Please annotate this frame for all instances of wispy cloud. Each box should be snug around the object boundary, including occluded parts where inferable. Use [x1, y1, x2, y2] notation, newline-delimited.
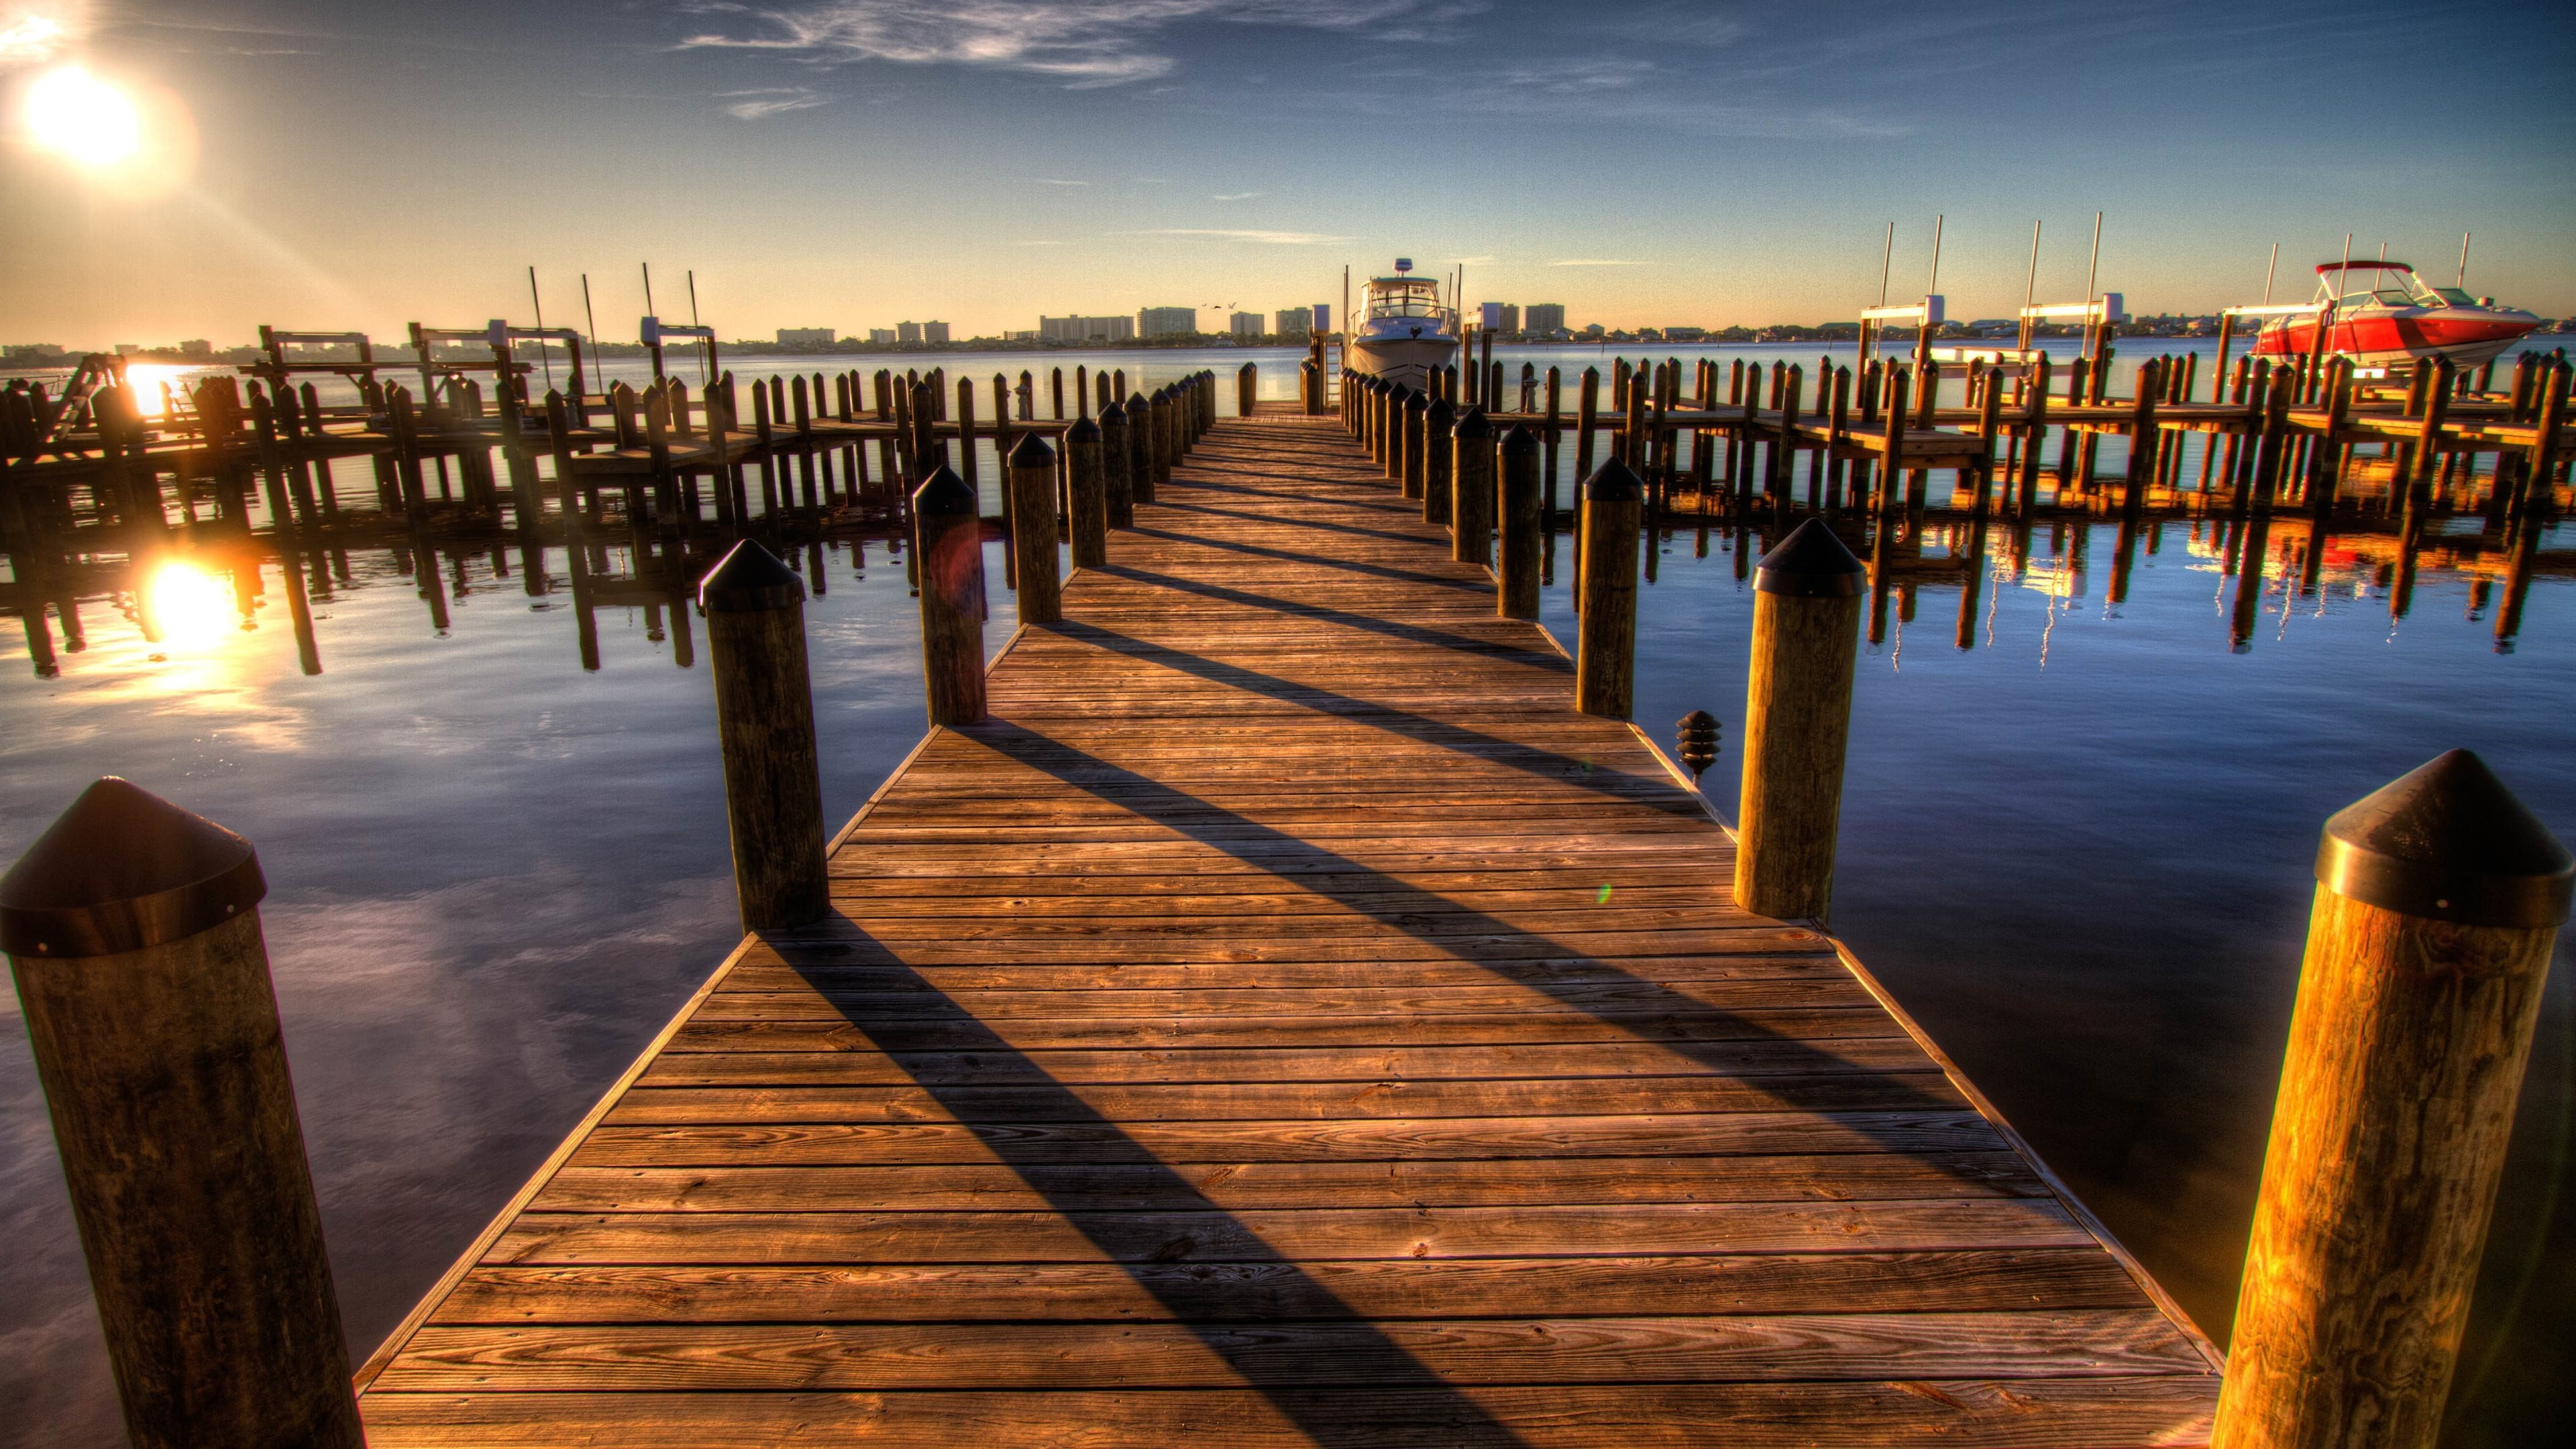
[1548, 258, 1644, 267]
[1126, 227, 1354, 246]
[1211, 191, 1263, 201]
[0, 2, 81, 64]
[1014, 239, 1069, 246]
[719, 86, 827, 118]
[1034, 177, 1091, 186]
[677, 1, 1482, 88]
[1451, 254, 1497, 264]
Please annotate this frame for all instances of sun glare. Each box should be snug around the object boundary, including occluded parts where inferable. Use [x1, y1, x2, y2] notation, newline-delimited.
[25, 64, 138, 166]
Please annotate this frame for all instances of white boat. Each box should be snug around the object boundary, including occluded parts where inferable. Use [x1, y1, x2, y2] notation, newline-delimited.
[1344, 259, 1458, 390]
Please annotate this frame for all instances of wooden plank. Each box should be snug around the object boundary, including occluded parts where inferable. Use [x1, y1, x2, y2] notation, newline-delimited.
[425, 1249, 2154, 1324]
[376, 1309, 2206, 1391]
[527, 1152, 2045, 1212]
[358, 1379, 2218, 1448]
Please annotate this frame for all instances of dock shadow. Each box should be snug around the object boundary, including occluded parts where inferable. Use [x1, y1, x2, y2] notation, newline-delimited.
[778, 938, 1532, 1446]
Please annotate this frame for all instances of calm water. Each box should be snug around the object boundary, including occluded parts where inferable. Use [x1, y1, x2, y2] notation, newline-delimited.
[2, 344, 2568, 1444]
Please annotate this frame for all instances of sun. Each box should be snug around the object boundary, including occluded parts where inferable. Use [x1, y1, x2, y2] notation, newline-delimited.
[25, 64, 140, 167]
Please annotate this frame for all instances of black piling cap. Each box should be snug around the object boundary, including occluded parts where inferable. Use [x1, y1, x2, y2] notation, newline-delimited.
[1010, 431, 1058, 470]
[1405, 390, 1429, 413]
[1428, 397, 1454, 426]
[1582, 457, 1644, 504]
[1455, 407, 1493, 440]
[2316, 749, 2572, 928]
[1066, 416, 1102, 444]
[0, 777, 266, 959]
[1129, 392, 1149, 412]
[698, 537, 806, 615]
[912, 463, 978, 517]
[1676, 710, 1723, 780]
[1754, 517, 1867, 598]
[1100, 400, 1126, 425]
[1500, 422, 1538, 457]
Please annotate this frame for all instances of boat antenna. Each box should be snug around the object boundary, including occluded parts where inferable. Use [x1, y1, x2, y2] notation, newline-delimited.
[1925, 213, 1943, 299]
[688, 270, 710, 384]
[580, 273, 602, 388]
[2019, 219, 2041, 354]
[2261, 243, 2278, 305]
[1876, 221, 1894, 307]
[527, 266, 553, 392]
[642, 262, 655, 317]
[2458, 231, 2471, 288]
[2081, 211, 2104, 360]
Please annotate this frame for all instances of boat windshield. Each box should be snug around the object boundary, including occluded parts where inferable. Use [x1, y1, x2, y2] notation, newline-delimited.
[1366, 280, 1446, 321]
[2318, 266, 2456, 310]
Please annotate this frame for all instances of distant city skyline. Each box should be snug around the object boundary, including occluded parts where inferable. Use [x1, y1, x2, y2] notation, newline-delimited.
[2, 0, 2569, 351]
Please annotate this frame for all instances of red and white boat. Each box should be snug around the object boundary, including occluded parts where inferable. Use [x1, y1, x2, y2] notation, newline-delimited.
[2251, 260, 2539, 370]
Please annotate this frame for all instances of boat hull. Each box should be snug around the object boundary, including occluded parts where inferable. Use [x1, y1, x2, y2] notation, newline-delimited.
[1345, 333, 1458, 390]
[2253, 306, 2540, 370]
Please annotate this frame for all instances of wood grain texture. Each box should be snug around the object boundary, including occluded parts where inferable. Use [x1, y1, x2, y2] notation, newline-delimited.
[2212, 887, 2557, 1449]
[356, 415, 2217, 1444]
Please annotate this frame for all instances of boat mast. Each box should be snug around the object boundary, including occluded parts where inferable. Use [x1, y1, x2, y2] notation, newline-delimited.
[2018, 220, 2041, 355]
[2458, 231, 2471, 288]
[2081, 211, 2102, 361]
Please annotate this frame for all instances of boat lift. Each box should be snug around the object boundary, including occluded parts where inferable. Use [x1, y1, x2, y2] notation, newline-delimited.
[1857, 295, 1942, 372]
[406, 321, 591, 411]
[641, 315, 718, 383]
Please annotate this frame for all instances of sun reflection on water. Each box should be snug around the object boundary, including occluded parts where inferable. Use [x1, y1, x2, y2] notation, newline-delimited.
[138, 557, 244, 649]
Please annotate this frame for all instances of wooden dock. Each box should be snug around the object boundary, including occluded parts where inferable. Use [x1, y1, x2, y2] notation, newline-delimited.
[350, 408, 2220, 1445]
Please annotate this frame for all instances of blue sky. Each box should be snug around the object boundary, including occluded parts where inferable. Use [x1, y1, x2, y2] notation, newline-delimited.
[3, 0, 2570, 345]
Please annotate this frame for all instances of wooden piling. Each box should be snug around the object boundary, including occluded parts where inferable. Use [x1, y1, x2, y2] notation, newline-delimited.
[1453, 407, 1494, 567]
[911, 464, 986, 727]
[1403, 388, 1429, 501]
[0, 779, 364, 1449]
[698, 541, 829, 932]
[1007, 432, 1064, 625]
[1424, 397, 1454, 524]
[1126, 392, 1155, 505]
[1238, 362, 1256, 417]
[1498, 423, 1541, 619]
[2212, 750, 2571, 1449]
[1575, 459, 1643, 718]
[1064, 417, 1107, 567]
[1148, 388, 1175, 496]
[1732, 518, 1866, 923]
[1099, 400, 1134, 528]
[1575, 368, 1601, 484]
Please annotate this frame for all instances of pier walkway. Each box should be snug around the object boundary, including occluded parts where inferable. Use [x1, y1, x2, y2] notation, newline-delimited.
[352, 412, 2222, 1446]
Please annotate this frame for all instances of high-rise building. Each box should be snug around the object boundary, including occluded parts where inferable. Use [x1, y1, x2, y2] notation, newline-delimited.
[1274, 309, 1310, 337]
[1039, 315, 1137, 342]
[1475, 303, 1523, 335]
[896, 321, 923, 343]
[868, 329, 898, 344]
[777, 327, 835, 345]
[1138, 307, 1197, 337]
[1524, 304, 1566, 335]
[1230, 312, 1265, 337]
[922, 321, 951, 343]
